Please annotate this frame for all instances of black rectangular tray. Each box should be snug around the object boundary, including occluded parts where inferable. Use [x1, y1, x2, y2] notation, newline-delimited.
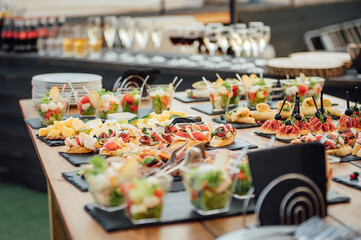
[332, 174, 361, 191]
[206, 138, 258, 151]
[58, 152, 98, 166]
[36, 134, 65, 147]
[254, 131, 292, 144]
[84, 191, 256, 232]
[25, 114, 91, 130]
[213, 117, 262, 129]
[62, 170, 185, 192]
[175, 94, 209, 103]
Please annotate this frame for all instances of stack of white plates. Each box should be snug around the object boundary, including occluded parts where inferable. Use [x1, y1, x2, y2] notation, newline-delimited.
[32, 73, 103, 106]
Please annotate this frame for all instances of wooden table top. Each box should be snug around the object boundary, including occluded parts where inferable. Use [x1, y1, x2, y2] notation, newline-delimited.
[20, 93, 361, 239]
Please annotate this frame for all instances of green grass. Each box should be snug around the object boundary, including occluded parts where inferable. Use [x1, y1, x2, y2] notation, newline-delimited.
[0, 182, 50, 240]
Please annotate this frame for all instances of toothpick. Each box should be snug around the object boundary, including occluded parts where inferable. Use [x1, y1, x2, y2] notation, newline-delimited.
[172, 76, 178, 85]
[174, 79, 183, 92]
[202, 77, 212, 91]
[235, 73, 242, 82]
[61, 84, 66, 94]
[216, 73, 222, 79]
[82, 86, 89, 94]
[138, 75, 150, 117]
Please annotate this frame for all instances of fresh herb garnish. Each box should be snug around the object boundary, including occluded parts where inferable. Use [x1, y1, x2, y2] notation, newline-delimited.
[143, 157, 157, 165]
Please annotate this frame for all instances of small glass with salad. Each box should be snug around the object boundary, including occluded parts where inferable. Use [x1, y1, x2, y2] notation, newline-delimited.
[245, 79, 273, 109]
[281, 79, 309, 104]
[209, 78, 232, 112]
[89, 89, 120, 119]
[233, 159, 253, 199]
[303, 77, 325, 102]
[149, 84, 173, 114]
[117, 88, 141, 114]
[225, 78, 244, 106]
[123, 174, 172, 223]
[36, 86, 70, 125]
[75, 91, 96, 117]
[181, 162, 239, 215]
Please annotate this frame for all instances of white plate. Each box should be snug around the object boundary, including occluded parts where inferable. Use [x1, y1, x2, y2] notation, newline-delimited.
[32, 73, 102, 83]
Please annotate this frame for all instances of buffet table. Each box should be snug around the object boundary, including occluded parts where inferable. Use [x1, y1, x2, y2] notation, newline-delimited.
[20, 93, 361, 240]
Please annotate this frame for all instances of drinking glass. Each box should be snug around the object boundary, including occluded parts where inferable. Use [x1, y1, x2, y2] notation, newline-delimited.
[217, 26, 232, 55]
[150, 21, 166, 62]
[37, 91, 71, 125]
[209, 82, 232, 112]
[259, 25, 271, 57]
[103, 16, 117, 59]
[60, 25, 74, 57]
[233, 159, 253, 199]
[203, 28, 220, 56]
[281, 79, 310, 104]
[242, 29, 253, 57]
[118, 17, 134, 51]
[149, 84, 173, 114]
[181, 163, 239, 215]
[73, 25, 88, 59]
[246, 83, 273, 109]
[134, 18, 150, 62]
[87, 17, 103, 59]
[117, 88, 141, 114]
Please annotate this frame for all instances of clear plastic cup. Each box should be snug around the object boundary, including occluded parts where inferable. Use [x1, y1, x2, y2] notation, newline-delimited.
[233, 160, 253, 199]
[149, 84, 173, 114]
[181, 163, 239, 215]
[75, 91, 96, 117]
[123, 175, 172, 224]
[281, 80, 309, 104]
[37, 91, 70, 125]
[209, 84, 231, 112]
[303, 77, 325, 102]
[225, 78, 242, 106]
[117, 88, 141, 114]
[95, 92, 120, 119]
[245, 83, 273, 109]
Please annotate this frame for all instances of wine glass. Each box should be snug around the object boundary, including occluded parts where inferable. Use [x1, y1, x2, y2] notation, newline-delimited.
[242, 29, 253, 57]
[203, 27, 219, 56]
[87, 17, 102, 59]
[118, 16, 134, 61]
[260, 25, 271, 57]
[150, 21, 165, 62]
[217, 26, 232, 55]
[103, 16, 117, 60]
[134, 18, 150, 62]
[167, 25, 183, 53]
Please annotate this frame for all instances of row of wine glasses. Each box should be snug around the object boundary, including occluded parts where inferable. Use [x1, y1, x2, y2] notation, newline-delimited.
[167, 22, 271, 58]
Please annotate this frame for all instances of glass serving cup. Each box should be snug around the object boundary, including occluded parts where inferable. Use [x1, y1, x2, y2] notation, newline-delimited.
[85, 167, 126, 210]
[233, 161, 253, 199]
[181, 163, 239, 215]
[75, 91, 96, 117]
[123, 175, 172, 224]
[225, 78, 242, 106]
[95, 92, 120, 119]
[117, 88, 141, 114]
[302, 77, 325, 102]
[37, 93, 70, 125]
[209, 84, 231, 112]
[149, 85, 173, 114]
[281, 79, 310, 104]
[246, 83, 272, 109]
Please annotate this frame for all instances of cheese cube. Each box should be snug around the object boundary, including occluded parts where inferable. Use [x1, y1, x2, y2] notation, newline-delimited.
[48, 130, 61, 137]
[39, 127, 49, 137]
[53, 121, 65, 131]
[62, 126, 75, 138]
[72, 119, 85, 131]
[64, 117, 74, 128]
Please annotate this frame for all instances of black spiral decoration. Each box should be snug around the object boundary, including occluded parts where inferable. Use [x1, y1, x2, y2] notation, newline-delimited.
[255, 173, 326, 226]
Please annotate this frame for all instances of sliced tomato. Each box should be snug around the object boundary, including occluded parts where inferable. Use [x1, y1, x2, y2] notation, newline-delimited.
[298, 84, 307, 96]
[316, 86, 322, 94]
[54, 108, 60, 115]
[198, 125, 209, 131]
[238, 170, 247, 180]
[161, 96, 169, 108]
[80, 95, 90, 104]
[43, 110, 53, 120]
[130, 105, 138, 113]
[192, 131, 205, 141]
[263, 89, 268, 97]
[210, 94, 215, 102]
[154, 189, 164, 199]
[104, 141, 118, 151]
[175, 131, 189, 138]
[248, 92, 256, 101]
[125, 94, 134, 105]
[191, 189, 198, 200]
[75, 135, 81, 146]
[232, 85, 239, 96]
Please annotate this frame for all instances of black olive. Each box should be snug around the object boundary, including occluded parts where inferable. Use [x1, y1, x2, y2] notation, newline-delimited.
[315, 111, 320, 118]
[345, 108, 353, 116]
[353, 106, 359, 112]
[275, 113, 281, 120]
[295, 113, 302, 121]
[285, 120, 292, 125]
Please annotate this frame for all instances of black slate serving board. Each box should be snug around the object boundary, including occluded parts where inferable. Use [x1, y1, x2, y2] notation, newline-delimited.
[175, 94, 209, 103]
[36, 134, 65, 146]
[191, 104, 228, 115]
[327, 190, 350, 204]
[62, 170, 185, 192]
[254, 131, 292, 144]
[339, 154, 361, 163]
[84, 191, 256, 232]
[25, 114, 91, 130]
[206, 138, 258, 151]
[212, 117, 262, 129]
[332, 174, 361, 191]
[58, 152, 98, 166]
